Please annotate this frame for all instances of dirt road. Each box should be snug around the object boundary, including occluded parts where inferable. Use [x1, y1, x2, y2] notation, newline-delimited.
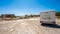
[0, 17, 60, 34]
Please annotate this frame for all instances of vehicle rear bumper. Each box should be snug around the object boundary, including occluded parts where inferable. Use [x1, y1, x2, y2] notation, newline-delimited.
[40, 21, 56, 24]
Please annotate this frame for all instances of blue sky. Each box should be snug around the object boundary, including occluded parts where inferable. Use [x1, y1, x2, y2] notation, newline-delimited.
[0, 0, 60, 16]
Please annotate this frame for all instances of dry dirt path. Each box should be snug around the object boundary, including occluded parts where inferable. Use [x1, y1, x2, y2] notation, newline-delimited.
[0, 17, 60, 34]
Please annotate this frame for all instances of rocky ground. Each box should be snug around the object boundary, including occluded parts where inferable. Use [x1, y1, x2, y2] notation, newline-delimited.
[0, 17, 60, 34]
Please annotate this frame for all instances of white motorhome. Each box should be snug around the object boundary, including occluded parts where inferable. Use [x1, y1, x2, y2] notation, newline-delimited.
[40, 11, 56, 24]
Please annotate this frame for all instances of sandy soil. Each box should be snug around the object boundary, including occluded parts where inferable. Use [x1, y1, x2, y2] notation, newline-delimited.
[0, 17, 60, 34]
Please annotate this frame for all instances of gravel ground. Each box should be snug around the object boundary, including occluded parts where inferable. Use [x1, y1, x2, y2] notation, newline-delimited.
[0, 17, 60, 34]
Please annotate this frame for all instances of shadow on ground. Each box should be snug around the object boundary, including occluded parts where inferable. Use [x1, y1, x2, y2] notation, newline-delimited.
[41, 23, 60, 29]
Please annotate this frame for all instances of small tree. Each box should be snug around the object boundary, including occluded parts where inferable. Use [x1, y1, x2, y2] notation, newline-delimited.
[30, 14, 33, 18]
[24, 15, 29, 19]
[56, 12, 60, 16]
